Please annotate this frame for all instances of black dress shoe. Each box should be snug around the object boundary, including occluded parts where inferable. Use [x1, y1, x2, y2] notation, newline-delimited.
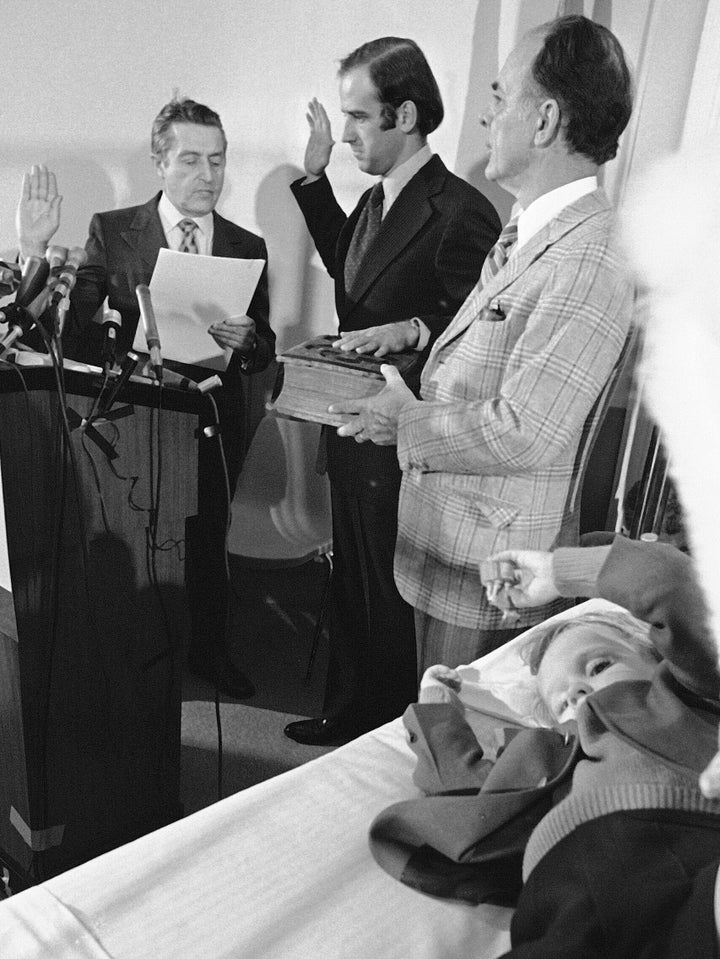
[187, 653, 255, 700]
[283, 715, 374, 747]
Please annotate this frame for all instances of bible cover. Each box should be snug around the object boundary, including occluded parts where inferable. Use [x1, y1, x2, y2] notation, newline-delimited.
[268, 334, 419, 427]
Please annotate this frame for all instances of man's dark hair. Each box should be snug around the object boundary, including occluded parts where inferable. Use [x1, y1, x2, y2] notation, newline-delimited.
[530, 15, 632, 165]
[339, 37, 444, 137]
[151, 98, 227, 158]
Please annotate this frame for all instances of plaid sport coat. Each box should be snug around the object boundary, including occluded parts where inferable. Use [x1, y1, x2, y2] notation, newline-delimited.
[394, 189, 634, 629]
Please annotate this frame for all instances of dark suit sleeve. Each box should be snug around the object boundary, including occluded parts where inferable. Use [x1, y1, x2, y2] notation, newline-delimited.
[416, 193, 500, 338]
[404, 703, 494, 794]
[241, 238, 274, 374]
[290, 173, 348, 278]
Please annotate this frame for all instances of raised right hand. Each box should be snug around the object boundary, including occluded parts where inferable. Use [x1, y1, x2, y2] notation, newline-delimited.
[16, 164, 62, 259]
[303, 98, 335, 177]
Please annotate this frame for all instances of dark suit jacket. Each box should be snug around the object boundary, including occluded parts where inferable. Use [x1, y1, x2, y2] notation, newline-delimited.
[64, 192, 274, 379]
[291, 156, 500, 493]
[64, 192, 275, 494]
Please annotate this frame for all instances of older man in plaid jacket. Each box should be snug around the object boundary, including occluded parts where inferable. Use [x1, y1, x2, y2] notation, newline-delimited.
[332, 15, 635, 672]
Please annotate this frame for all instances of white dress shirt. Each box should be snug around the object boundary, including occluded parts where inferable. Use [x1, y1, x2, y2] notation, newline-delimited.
[379, 143, 433, 218]
[157, 193, 214, 255]
[515, 176, 598, 251]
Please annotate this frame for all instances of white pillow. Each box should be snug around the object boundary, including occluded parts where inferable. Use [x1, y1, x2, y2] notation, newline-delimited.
[419, 599, 629, 742]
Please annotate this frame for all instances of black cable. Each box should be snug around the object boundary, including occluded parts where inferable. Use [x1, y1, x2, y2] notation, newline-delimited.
[144, 394, 176, 647]
[202, 391, 232, 803]
[23, 328, 174, 877]
[3, 332, 85, 881]
[80, 431, 112, 534]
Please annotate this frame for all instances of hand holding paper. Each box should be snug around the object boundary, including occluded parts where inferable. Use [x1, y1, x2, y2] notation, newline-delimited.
[133, 249, 264, 370]
[209, 314, 255, 354]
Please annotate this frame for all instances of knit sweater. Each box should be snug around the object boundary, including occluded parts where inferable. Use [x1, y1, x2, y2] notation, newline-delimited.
[370, 536, 720, 906]
[523, 537, 720, 879]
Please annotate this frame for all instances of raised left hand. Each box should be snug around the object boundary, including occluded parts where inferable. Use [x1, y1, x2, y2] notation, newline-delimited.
[16, 164, 63, 258]
[209, 314, 256, 354]
[331, 364, 416, 445]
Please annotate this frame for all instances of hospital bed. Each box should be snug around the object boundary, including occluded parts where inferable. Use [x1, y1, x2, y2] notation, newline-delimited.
[0, 600, 622, 959]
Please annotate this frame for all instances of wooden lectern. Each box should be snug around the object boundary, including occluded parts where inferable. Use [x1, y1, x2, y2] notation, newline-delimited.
[0, 364, 201, 889]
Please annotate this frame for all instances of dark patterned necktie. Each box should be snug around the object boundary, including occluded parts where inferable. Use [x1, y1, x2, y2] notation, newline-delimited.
[480, 215, 519, 286]
[179, 218, 199, 254]
[344, 182, 384, 290]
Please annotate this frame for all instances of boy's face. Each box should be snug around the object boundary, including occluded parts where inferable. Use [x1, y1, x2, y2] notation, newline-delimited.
[536, 623, 657, 724]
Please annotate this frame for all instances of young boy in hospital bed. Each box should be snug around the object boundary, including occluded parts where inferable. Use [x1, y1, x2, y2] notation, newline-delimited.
[370, 535, 720, 958]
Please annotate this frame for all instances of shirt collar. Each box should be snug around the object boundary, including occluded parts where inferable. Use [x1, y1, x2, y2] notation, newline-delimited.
[379, 144, 432, 216]
[158, 192, 214, 241]
[516, 176, 598, 250]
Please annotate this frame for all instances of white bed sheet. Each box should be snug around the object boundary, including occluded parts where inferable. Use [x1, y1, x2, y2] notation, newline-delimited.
[0, 720, 513, 959]
[1, 600, 628, 958]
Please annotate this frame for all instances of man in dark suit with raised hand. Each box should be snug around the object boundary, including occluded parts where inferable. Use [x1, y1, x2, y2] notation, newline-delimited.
[285, 37, 500, 745]
[19, 99, 275, 700]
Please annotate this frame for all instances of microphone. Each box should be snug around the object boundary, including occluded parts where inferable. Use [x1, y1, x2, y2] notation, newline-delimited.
[135, 283, 162, 381]
[98, 350, 139, 414]
[0, 305, 37, 355]
[0, 256, 53, 351]
[15, 255, 51, 309]
[138, 360, 199, 391]
[46, 244, 68, 273]
[101, 306, 122, 372]
[49, 246, 87, 307]
[0, 261, 21, 297]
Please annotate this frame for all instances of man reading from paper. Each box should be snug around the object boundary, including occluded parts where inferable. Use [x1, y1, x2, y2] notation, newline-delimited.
[18, 99, 275, 701]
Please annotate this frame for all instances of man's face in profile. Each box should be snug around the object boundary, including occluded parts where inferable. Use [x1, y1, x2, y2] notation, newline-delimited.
[481, 33, 543, 194]
[339, 65, 406, 177]
[155, 122, 226, 217]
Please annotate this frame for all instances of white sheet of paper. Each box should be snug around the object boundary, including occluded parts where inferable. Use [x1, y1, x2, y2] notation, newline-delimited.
[133, 249, 264, 371]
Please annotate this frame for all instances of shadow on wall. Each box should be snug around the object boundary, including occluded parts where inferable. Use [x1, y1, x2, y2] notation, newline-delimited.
[227, 161, 335, 561]
[255, 162, 336, 353]
[122, 142, 167, 209]
[233, 158, 335, 456]
[455, 0, 507, 222]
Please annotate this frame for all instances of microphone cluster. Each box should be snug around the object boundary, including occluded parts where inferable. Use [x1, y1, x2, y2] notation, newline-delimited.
[0, 257, 204, 399]
[0, 261, 21, 296]
[0, 245, 88, 355]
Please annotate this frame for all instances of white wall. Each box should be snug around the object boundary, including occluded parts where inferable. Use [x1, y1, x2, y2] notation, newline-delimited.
[0, 0, 713, 576]
[1, 0, 480, 351]
[1, 0, 705, 343]
[0, 0, 481, 572]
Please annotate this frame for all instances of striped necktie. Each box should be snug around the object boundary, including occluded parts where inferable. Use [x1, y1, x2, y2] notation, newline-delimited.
[480, 216, 519, 286]
[179, 218, 199, 254]
[344, 182, 384, 291]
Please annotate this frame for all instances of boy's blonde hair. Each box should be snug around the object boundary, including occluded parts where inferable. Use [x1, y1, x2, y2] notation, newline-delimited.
[520, 609, 660, 725]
